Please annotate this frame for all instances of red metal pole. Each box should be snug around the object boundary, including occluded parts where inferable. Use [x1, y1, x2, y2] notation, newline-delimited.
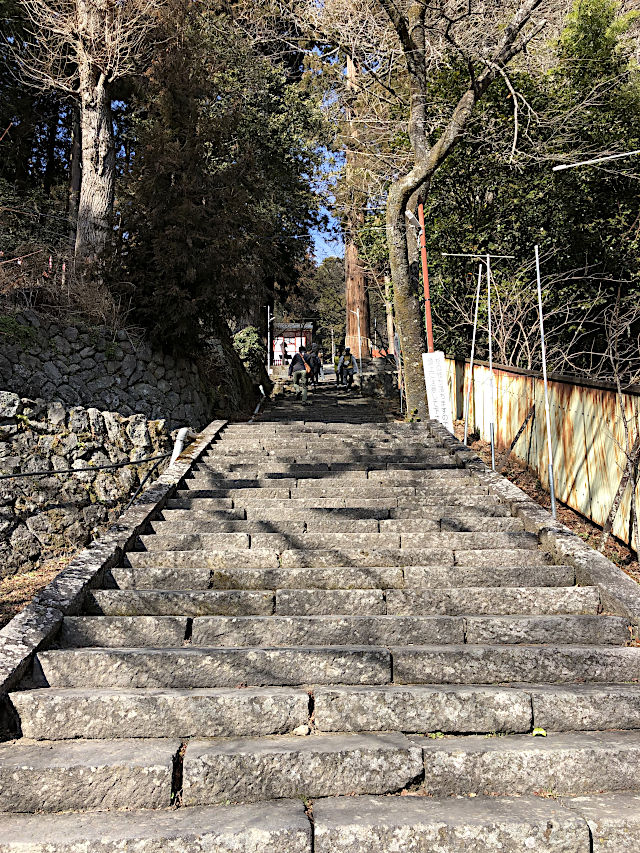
[418, 203, 434, 353]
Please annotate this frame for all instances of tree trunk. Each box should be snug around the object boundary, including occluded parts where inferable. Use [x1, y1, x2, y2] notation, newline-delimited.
[344, 56, 370, 359]
[68, 105, 82, 249]
[74, 71, 115, 261]
[345, 239, 371, 359]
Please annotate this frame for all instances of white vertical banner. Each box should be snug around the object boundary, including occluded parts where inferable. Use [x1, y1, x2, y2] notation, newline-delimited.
[422, 350, 454, 433]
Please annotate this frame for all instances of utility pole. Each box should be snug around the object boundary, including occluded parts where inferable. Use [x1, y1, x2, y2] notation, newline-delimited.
[331, 327, 335, 363]
[266, 306, 273, 374]
[406, 208, 433, 352]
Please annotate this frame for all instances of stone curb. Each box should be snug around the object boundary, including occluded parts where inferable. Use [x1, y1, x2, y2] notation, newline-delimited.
[0, 419, 227, 719]
[427, 420, 640, 627]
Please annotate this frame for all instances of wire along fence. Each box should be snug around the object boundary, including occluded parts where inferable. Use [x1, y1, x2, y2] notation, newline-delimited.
[446, 357, 640, 550]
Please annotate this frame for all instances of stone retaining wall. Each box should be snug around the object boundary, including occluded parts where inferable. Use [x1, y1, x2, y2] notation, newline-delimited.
[0, 391, 172, 578]
[0, 311, 210, 427]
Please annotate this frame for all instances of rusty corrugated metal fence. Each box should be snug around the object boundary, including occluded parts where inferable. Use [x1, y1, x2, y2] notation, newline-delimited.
[446, 357, 640, 549]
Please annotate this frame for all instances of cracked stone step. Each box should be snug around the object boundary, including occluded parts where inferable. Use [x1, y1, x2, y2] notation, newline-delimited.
[36, 646, 391, 688]
[390, 504, 511, 517]
[182, 732, 422, 805]
[0, 799, 312, 853]
[190, 615, 464, 647]
[392, 645, 640, 684]
[404, 564, 574, 587]
[529, 684, 640, 731]
[560, 792, 640, 851]
[313, 685, 532, 733]
[387, 585, 600, 615]
[0, 738, 178, 813]
[418, 731, 640, 796]
[464, 615, 631, 645]
[168, 495, 505, 511]
[275, 589, 386, 615]
[150, 519, 378, 534]
[109, 565, 405, 590]
[312, 794, 590, 852]
[86, 589, 275, 616]
[10, 687, 310, 740]
[59, 616, 188, 647]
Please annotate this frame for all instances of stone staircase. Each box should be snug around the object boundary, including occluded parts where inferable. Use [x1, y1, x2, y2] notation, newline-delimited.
[2, 388, 640, 850]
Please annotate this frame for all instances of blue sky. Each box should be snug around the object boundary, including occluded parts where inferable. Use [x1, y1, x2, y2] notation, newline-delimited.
[312, 225, 344, 261]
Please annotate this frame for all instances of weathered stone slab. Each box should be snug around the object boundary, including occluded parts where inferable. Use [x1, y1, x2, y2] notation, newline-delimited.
[314, 685, 532, 734]
[191, 615, 464, 647]
[530, 685, 640, 731]
[126, 549, 280, 569]
[246, 507, 391, 521]
[59, 616, 188, 648]
[387, 586, 600, 616]
[404, 565, 574, 588]
[313, 794, 590, 852]
[182, 733, 422, 805]
[138, 532, 250, 551]
[210, 567, 404, 590]
[151, 519, 305, 535]
[561, 792, 640, 850]
[465, 615, 631, 646]
[276, 589, 385, 616]
[251, 533, 401, 551]
[392, 645, 640, 684]
[10, 687, 309, 739]
[280, 548, 453, 568]
[110, 565, 212, 590]
[390, 504, 510, 518]
[0, 799, 312, 852]
[87, 589, 275, 616]
[37, 646, 391, 688]
[454, 549, 549, 566]
[418, 731, 640, 796]
[0, 738, 178, 812]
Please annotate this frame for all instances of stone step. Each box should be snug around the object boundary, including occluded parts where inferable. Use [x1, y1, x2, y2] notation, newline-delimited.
[276, 589, 386, 615]
[279, 548, 547, 569]
[109, 564, 571, 591]
[0, 738, 178, 813]
[168, 495, 505, 510]
[36, 646, 391, 688]
[381, 517, 525, 533]
[0, 800, 312, 852]
[138, 532, 252, 551]
[59, 616, 188, 647]
[386, 585, 600, 615]
[121, 546, 551, 570]
[419, 731, 640, 797]
[315, 683, 640, 735]
[529, 684, 640, 732]
[150, 518, 381, 535]
[185, 482, 481, 498]
[312, 794, 591, 852]
[405, 564, 574, 587]
[86, 589, 276, 616]
[313, 685, 532, 733]
[463, 615, 630, 646]
[244, 505, 512, 521]
[181, 732, 422, 805]
[10, 687, 310, 740]
[393, 645, 640, 684]
[189, 476, 298, 489]
[125, 549, 280, 570]
[137, 532, 402, 552]
[190, 615, 464, 647]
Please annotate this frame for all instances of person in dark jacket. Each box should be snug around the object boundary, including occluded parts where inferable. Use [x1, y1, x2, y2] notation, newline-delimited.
[289, 347, 310, 403]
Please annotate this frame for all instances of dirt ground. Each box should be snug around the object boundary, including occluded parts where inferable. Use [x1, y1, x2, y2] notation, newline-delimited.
[0, 554, 74, 628]
[453, 421, 640, 589]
